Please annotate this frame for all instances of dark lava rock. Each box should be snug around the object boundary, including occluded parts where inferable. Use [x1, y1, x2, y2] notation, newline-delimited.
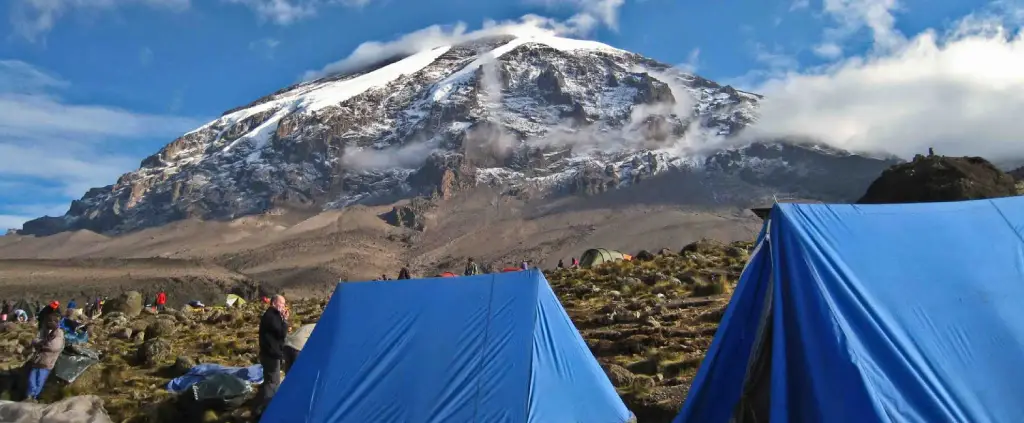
[858, 155, 1018, 204]
[635, 250, 656, 261]
[380, 205, 426, 231]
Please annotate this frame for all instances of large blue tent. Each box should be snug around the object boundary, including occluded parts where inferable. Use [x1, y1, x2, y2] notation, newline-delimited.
[261, 269, 633, 423]
[676, 197, 1024, 423]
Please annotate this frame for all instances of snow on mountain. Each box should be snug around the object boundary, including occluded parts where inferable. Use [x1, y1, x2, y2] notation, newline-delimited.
[19, 34, 896, 236]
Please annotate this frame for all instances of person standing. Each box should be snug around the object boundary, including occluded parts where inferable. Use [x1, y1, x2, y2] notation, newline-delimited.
[464, 258, 481, 276]
[26, 313, 64, 402]
[156, 292, 167, 312]
[258, 295, 289, 410]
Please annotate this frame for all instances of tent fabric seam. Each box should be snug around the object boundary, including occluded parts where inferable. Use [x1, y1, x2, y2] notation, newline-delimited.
[988, 198, 1024, 245]
[470, 273, 498, 422]
[777, 204, 878, 420]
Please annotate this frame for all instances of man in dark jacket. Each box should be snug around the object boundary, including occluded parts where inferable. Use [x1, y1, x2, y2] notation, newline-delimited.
[258, 295, 289, 409]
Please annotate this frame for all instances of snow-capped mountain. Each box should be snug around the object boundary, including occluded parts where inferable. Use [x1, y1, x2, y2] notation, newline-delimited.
[20, 34, 897, 236]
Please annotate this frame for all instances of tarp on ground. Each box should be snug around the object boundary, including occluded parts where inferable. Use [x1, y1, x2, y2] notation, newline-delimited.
[676, 196, 1024, 423]
[166, 364, 263, 393]
[0, 395, 112, 423]
[53, 345, 100, 384]
[579, 248, 631, 268]
[177, 373, 252, 417]
[262, 270, 632, 423]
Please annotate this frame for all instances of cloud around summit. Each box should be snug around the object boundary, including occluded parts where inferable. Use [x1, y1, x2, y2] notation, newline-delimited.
[743, 2, 1024, 160]
[301, 0, 629, 80]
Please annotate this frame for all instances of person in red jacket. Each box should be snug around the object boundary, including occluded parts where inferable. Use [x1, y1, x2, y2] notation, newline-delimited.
[156, 291, 167, 311]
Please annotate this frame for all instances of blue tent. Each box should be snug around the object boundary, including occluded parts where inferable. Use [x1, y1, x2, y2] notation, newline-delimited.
[261, 269, 633, 423]
[676, 197, 1024, 423]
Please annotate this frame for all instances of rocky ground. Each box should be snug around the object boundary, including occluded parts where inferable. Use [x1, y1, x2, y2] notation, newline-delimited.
[0, 239, 751, 423]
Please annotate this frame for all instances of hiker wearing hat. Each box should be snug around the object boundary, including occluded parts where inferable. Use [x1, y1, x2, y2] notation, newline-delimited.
[37, 301, 59, 332]
[25, 313, 63, 402]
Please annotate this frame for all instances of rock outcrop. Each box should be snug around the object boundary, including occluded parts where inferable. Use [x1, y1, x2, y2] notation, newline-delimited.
[858, 155, 1018, 204]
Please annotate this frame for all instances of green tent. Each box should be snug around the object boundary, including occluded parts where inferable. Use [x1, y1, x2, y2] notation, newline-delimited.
[225, 294, 246, 307]
[579, 248, 632, 268]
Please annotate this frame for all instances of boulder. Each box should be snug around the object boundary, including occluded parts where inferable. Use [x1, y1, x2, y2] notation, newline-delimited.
[680, 239, 725, 256]
[858, 155, 1018, 204]
[635, 250, 655, 261]
[627, 357, 660, 376]
[138, 339, 172, 367]
[602, 363, 636, 386]
[112, 328, 133, 340]
[172, 356, 196, 376]
[101, 312, 127, 327]
[144, 319, 176, 340]
[105, 291, 144, 318]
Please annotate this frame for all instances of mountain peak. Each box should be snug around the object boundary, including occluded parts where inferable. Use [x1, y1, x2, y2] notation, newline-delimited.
[18, 38, 896, 236]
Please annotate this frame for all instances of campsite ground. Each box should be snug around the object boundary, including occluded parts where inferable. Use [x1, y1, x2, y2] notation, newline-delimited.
[0, 187, 761, 422]
[0, 239, 749, 422]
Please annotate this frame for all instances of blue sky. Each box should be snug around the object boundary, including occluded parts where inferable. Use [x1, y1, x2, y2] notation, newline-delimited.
[1, 0, 1022, 229]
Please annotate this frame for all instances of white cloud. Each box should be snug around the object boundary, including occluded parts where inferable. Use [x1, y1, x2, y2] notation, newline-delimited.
[303, 13, 613, 80]
[0, 215, 32, 230]
[0, 60, 67, 92]
[0, 203, 74, 229]
[724, 43, 800, 90]
[743, 12, 1024, 160]
[223, 0, 369, 25]
[0, 60, 204, 226]
[812, 42, 844, 58]
[675, 48, 701, 73]
[790, 0, 810, 11]
[527, 0, 627, 30]
[817, 0, 906, 56]
[9, 0, 190, 42]
[249, 37, 282, 58]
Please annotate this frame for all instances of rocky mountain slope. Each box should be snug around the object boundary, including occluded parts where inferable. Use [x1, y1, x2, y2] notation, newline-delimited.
[21, 33, 898, 236]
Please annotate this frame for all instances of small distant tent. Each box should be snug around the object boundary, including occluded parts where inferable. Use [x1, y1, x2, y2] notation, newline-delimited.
[675, 197, 1024, 423]
[579, 248, 632, 268]
[437, 272, 457, 278]
[501, 267, 522, 272]
[225, 294, 246, 308]
[262, 270, 633, 423]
